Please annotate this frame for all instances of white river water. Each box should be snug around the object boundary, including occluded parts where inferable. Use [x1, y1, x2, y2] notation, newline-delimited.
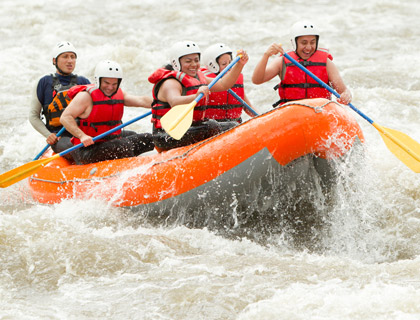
[1, 0, 420, 319]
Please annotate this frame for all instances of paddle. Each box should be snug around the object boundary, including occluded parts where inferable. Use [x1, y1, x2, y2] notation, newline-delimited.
[227, 88, 258, 116]
[33, 127, 66, 160]
[284, 51, 420, 173]
[161, 55, 242, 140]
[0, 111, 152, 188]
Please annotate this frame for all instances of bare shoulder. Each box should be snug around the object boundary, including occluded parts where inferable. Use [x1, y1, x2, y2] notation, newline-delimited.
[66, 91, 93, 118]
[72, 90, 92, 103]
[159, 78, 182, 97]
[326, 58, 339, 73]
[160, 78, 182, 90]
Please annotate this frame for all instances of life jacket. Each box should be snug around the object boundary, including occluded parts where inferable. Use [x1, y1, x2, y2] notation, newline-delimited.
[148, 68, 208, 129]
[43, 73, 78, 130]
[200, 68, 245, 123]
[274, 49, 332, 107]
[68, 84, 124, 145]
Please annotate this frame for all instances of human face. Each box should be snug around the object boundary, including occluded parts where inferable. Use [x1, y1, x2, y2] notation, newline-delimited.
[217, 53, 232, 72]
[180, 53, 200, 77]
[100, 77, 119, 97]
[54, 52, 76, 75]
[295, 35, 317, 60]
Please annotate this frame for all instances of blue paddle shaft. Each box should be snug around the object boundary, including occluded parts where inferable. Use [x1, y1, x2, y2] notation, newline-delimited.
[283, 52, 374, 124]
[193, 55, 242, 104]
[33, 126, 67, 160]
[57, 111, 152, 157]
[227, 89, 258, 116]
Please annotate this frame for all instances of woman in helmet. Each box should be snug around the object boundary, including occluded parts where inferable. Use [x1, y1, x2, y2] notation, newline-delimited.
[201, 43, 256, 123]
[148, 40, 249, 152]
[252, 21, 352, 107]
[60, 60, 154, 165]
[29, 41, 91, 156]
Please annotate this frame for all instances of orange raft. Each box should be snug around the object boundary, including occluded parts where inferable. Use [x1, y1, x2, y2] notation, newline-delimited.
[29, 98, 364, 213]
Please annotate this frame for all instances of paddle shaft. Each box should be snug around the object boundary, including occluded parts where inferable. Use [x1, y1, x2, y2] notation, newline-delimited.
[33, 127, 67, 160]
[283, 52, 374, 124]
[57, 111, 152, 157]
[227, 89, 258, 116]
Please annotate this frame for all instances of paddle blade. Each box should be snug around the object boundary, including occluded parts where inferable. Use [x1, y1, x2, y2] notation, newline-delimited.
[374, 123, 420, 173]
[161, 101, 196, 140]
[0, 154, 60, 188]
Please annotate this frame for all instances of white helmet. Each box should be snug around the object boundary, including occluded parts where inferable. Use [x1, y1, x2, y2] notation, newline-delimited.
[202, 43, 233, 73]
[94, 60, 123, 88]
[169, 40, 201, 72]
[52, 41, 77, 60]
[290, 21, 320, 51]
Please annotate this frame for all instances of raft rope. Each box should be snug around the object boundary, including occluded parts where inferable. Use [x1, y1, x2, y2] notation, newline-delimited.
[279, 100, 343, 113]
[29, 173, 119, 184]
[29, 100, 344, 185]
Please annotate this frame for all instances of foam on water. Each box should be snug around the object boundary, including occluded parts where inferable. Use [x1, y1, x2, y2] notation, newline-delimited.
[1, 0, 420, 318]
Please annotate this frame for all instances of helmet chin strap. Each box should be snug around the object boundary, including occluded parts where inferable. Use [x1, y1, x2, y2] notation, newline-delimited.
[54, 61, 72, 76]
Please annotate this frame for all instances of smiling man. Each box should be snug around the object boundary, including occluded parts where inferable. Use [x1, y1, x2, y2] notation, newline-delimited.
[60, 60, 154, 165]
[252, 21, 352, 107]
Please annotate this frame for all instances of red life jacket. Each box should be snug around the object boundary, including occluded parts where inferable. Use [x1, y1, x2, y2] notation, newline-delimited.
[201, 68, 245, 123]
[148, 68, 207, 129]
[277, 49, 332, 106]
[68, 84, 124, 145]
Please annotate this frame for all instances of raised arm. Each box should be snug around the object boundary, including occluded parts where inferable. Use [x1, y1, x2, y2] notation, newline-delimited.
[252, 43, 284, 85]
[210, 50, 249, 92]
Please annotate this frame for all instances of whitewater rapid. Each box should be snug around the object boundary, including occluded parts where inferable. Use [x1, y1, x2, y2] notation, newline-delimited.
[1, 0, 420, 319]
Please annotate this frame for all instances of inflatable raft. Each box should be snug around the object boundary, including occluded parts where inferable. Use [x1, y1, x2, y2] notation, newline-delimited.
[29, 98, 364, 234]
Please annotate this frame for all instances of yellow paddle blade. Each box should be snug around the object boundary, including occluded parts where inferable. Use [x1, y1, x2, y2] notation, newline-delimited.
[373, 123, 420, 173]
[160, 100, 196, 140]
[0, 154, 61, 188]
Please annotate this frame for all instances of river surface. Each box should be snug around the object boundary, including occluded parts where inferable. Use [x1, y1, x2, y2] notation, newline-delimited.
[1, 0, 420, 319]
